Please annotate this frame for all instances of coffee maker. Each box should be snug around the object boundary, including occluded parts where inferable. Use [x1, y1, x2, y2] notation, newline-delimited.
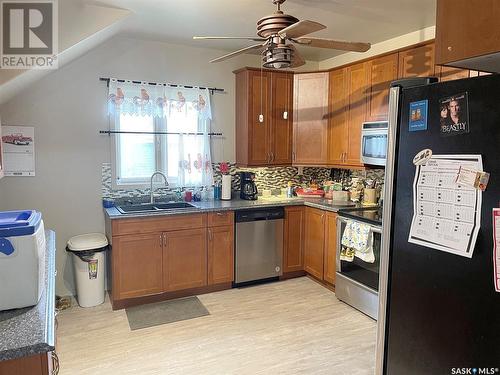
[239, 172, 258, 200]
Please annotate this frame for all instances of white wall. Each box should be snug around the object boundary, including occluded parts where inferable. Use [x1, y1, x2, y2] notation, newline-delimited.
[318, 26, 436, 70]
[0, 36, 318, 296]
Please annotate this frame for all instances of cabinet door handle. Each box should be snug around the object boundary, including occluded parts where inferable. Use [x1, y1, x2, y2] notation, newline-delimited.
[292, 151, 296, 161]
[208, 228, 213, 241]
[160, 234, 163, 247]
[270, 151, 274, 162]
[216, 212, 225, 216]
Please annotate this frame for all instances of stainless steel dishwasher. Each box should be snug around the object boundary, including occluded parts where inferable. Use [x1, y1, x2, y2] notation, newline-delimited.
[234, 207, 284, 286]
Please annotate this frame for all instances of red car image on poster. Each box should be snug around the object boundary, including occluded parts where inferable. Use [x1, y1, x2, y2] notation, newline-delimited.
[2, 133, 33, 146]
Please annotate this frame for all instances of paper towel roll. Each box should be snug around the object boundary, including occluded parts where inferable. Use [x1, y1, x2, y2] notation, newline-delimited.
[221, 174, 232, 200]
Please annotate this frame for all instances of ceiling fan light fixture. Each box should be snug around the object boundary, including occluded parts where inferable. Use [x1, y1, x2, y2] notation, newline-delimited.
[262, 45, 293, 69]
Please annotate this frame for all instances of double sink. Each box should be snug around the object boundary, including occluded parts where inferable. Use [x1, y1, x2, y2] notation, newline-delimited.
[117, 202, 195, 214]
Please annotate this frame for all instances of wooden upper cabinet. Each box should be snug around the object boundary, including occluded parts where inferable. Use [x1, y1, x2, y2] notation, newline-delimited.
[398, 43, 436, 78]
[271, 72, 293, 165]
[304, 207, 326, 279]
[436, 66, 470, 82]
[345, 62, 369, 166]
[163, 228, 207, 292]
[435, 0, 500, 71]
[234, 68, 293, 167]
[367, 53, 398, 121]
[283, 206, 305, 273]
[249, 70, 270, 165]
[293, 72, 329, 165]
[328, 68, 349, 165]
[112, 233, 163, 300]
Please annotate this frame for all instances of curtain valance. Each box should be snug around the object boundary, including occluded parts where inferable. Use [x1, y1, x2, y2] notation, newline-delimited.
[108, 80, 212, 120]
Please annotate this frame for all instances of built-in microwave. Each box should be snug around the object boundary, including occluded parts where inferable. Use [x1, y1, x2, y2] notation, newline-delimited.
[360, 121, 388, 166]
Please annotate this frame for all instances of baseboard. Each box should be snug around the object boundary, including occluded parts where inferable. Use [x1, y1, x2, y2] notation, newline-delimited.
[280, 270, 307, 280]
[110, 282, 232, 310]
[306, 274, 336, 293]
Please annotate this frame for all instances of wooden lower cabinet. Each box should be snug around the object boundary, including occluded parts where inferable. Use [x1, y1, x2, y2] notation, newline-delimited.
[304, 207, 337, 285]
[208, 225, 234, 284]
[163, 228, 207, 291]
[323, 212, 337, 285]
[283, 206, 305, 273]
[304, 207, 326, 279]
[108, 212, 235, 308]
[112, 233, 163, 300]
[0, 352, 54, 375]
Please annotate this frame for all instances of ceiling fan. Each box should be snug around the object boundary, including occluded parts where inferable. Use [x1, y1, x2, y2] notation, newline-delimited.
[193, 0, 371, 69]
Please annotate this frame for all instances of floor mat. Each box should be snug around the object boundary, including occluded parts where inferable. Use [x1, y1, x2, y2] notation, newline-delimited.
[125, 296, 210, 330]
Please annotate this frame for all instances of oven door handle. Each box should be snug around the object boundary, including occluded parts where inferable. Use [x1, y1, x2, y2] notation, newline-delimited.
[336, 216, 345, 272]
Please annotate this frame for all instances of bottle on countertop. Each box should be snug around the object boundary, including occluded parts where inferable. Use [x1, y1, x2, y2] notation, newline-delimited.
[286, 181, 294, 198]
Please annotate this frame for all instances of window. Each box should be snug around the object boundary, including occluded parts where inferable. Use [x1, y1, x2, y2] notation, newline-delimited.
[108, 81, 214, 189]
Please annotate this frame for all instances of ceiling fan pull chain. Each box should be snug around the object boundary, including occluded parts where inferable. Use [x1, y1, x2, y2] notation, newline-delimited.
[259, 66, 264, 123]
[283, 75, 290, 120]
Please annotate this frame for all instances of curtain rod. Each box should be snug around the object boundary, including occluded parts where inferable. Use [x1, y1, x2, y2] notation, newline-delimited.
[99, 130, 223, 136]
[99, 77, 225, 95]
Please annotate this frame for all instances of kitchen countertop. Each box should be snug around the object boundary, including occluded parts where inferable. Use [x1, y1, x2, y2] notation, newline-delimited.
[0, 231, 56, 362]
[105, 196, 358, 219]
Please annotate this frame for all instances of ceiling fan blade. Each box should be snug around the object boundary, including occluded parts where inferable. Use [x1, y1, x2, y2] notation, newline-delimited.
[289, 45, 306, 68]
[295, 37, 371, 52]
[193, 36, 267, 42]
[210, 44, 264, 63]
[278, 20, 326, 39]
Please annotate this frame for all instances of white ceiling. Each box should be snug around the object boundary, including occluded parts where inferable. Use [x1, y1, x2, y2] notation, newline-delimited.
[90, 0, 437, 61]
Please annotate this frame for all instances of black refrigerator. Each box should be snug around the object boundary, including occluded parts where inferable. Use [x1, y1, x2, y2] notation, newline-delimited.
[376, 74, 500, 374]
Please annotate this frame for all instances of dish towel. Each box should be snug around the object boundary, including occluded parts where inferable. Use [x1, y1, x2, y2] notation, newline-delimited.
[341, 220, 375, 263]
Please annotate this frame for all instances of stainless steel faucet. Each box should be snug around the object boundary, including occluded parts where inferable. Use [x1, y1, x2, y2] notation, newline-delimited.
[150, 171, 169, 204]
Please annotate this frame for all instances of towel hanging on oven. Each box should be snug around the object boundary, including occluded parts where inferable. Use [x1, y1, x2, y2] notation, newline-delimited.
[341, 220, 375, 263]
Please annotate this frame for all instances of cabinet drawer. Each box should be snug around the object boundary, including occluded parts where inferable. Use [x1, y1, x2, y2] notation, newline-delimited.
[112, 213, 207, 235]
[207, 211, 234, 227]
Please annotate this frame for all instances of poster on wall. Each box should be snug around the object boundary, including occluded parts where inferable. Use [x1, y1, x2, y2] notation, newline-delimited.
[1, 126, 36, 176]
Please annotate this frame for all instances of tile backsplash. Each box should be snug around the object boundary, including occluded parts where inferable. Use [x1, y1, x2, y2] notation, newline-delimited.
[102, 162, 384, 200]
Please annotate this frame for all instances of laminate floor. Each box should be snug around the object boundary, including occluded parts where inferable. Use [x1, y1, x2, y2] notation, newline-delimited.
[57, 277, 376, 375]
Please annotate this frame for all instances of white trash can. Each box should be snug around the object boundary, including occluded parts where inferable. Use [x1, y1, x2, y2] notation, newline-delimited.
[66, 233, 108, 308]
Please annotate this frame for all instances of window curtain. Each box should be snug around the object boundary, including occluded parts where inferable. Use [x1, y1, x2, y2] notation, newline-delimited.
[108, 80, 214, 187]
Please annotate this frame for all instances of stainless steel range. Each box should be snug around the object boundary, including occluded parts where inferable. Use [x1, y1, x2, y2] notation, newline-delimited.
[336, 207, 382, 320]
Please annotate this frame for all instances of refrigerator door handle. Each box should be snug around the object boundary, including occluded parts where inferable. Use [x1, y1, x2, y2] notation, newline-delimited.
[375, 85, 401, 375]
